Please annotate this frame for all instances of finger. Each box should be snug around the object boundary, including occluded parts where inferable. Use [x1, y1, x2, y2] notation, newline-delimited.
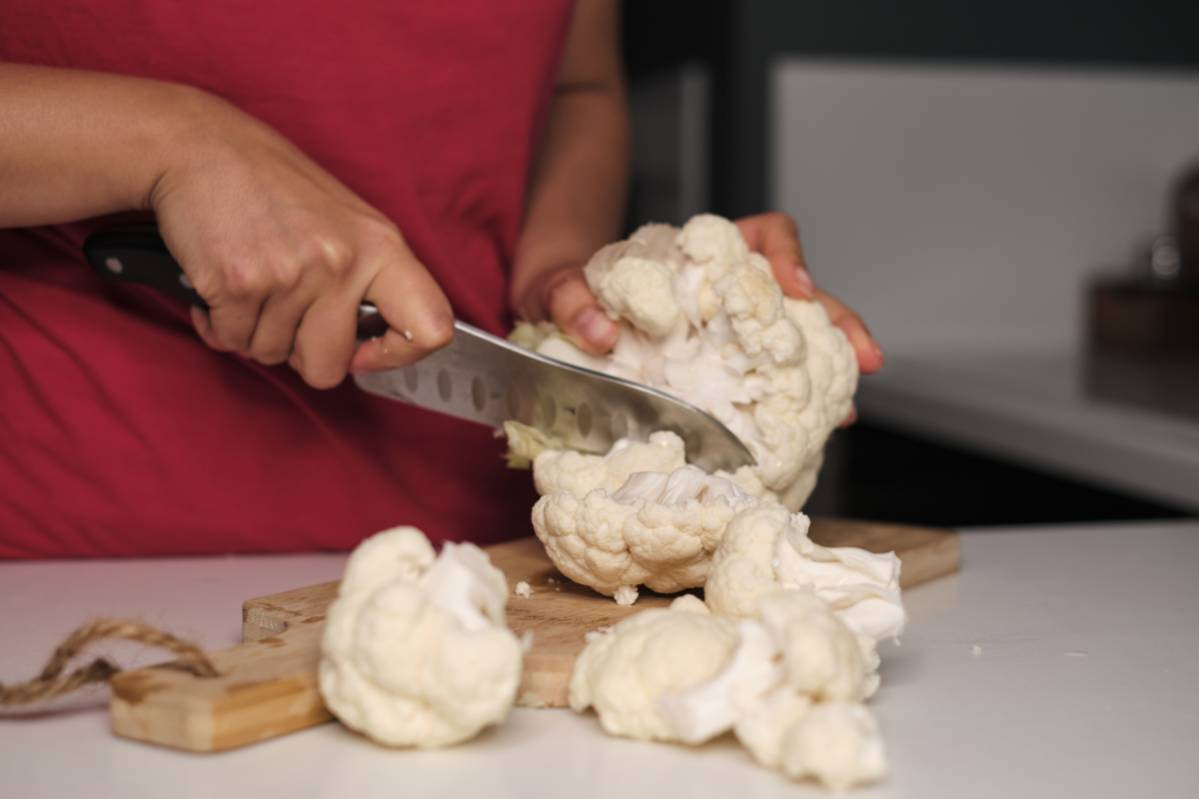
[735, 212, 815, 300]
[245, 253, 336, 366]
[189, 305, 230, 352]
[245, 290, 309, 366]
[348, 247, 454, 375]
[205, 297, 262, 352]
[289, 292, 360, 388]
[814, 288, 884, 375]
[546, 271, 618, 355]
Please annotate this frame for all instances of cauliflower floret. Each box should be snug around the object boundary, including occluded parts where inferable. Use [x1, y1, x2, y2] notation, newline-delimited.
[586, 238, 682, 338]
[654, 616, 784, 744]
[510, 213, 857, 510]
[705, 505, 906, 643]
[318, 527, 523, 748]
[755, 590, 878, 702]
[715, 260, 801, 364]
[571, 590, 888, 791]
[778, 702, 888, 792]
[568, 595, 740, 742]
[657, 591, 877, 741]
[532, 441, 758, 601]
[678, 212, 751, 267]
[735, 693, 887, 792]
[532, 431, 687, 498]
[732, 686, 813, 771]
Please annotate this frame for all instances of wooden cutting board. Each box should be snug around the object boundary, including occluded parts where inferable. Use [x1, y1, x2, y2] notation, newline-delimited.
[109, 519, 960, 752]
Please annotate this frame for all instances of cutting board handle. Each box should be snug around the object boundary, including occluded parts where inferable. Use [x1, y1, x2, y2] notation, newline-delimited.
[110, 604, 332, 752]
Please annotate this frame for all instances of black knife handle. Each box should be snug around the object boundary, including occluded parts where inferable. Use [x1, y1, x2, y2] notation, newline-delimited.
[83, 227, 388, 339]
[84, 226, 207, 308]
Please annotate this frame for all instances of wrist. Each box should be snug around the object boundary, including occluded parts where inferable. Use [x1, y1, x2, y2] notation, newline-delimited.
[142, 84, 237, 211]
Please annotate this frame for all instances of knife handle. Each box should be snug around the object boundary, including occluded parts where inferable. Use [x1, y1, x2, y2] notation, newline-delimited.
[82, 227, 388, 340]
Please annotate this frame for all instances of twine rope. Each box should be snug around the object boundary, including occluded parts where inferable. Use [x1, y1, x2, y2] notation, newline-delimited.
[0, 618, 218, 706]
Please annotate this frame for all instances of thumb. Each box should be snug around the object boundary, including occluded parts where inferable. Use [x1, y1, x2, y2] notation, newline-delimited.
[547, 271, 619, 355]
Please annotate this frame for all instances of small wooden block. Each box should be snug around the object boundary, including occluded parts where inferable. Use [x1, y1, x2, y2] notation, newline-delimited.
[110, 520, 959, 752]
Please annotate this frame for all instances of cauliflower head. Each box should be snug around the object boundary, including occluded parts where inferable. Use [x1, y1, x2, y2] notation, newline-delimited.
[531, 432, 758, 603]
[318, 527, 523, 748]
[512, 214, 858, 510]
[705, 505, 906, 643]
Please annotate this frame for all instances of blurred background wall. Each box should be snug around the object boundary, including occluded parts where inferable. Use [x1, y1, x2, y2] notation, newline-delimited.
[622, 0, 1199, 527]
[773, 63, 1199, 356]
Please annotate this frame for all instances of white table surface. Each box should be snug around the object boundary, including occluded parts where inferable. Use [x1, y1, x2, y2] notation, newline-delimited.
[3, 520, 1198, 798]
[857, 352, 1199, 512]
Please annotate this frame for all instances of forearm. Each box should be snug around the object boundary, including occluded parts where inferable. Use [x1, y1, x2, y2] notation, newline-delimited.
[509, 0, 629, 321]
[510, 83, 630, 319]
[0, 63, 202, 228]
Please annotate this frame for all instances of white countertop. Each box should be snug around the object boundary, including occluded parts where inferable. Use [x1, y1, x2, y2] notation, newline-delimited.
[3, 520, 1198, 798]
[857, 352, 1199, 511]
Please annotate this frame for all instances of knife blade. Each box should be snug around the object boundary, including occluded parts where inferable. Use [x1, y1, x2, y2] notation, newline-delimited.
[83, 228, 757, 471]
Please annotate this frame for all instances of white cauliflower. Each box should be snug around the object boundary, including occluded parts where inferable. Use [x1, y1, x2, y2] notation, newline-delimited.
[658, 592, 878, 741]
[318, 527, 523, 748]
[754, 589, 879, 703]
[570, 590, 887, 791]
[734, 691, 887, 792]
[705, 504, 906, 643]
[531, 430, 907, 619]
[512, 214, 858, 510]
[586, 224, 683, 337]
[532, 430, 688, 498]
[778, 702, 888, 792]
[531, 432, 757, 604]
[568, 594, 739, 742]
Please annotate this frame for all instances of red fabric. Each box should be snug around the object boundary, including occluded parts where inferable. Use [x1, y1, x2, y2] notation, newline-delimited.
[0, 0, 574, 557]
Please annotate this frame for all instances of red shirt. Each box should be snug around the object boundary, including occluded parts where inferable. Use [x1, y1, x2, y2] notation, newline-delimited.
[0, 0, 573, 557]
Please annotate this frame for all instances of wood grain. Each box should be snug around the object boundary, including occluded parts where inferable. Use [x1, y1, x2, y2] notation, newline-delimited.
[109, 519, 959, 751]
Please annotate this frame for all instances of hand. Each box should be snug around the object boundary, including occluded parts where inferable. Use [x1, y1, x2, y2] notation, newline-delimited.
[515, 213, 884, 377]
[511, 263, 620, 356]
[151, 92, 453, 388]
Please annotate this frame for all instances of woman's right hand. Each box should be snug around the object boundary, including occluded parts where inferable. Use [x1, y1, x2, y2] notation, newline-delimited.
[152, 91, 453, 388]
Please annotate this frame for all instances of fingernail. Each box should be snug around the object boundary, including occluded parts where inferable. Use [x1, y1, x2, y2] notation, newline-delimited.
[574, 307, 617, 347]
[871, 340, 884, 363]
[794, 267, 815, 296]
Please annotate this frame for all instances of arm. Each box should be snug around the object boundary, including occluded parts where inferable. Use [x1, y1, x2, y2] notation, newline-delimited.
[509, 0, 629, 353]
[0, 63, 450, 387]
[0, 64, 186, 226]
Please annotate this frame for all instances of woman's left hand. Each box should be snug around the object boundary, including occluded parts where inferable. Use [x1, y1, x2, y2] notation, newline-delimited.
[522, 212, 883, 379]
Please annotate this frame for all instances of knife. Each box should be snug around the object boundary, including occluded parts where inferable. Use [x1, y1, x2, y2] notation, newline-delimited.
[83, 228, 756, 471]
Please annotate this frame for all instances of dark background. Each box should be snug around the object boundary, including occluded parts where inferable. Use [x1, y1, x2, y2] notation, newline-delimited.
[626, 0, 1199, 216]
[620, 0, 1197, 528]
